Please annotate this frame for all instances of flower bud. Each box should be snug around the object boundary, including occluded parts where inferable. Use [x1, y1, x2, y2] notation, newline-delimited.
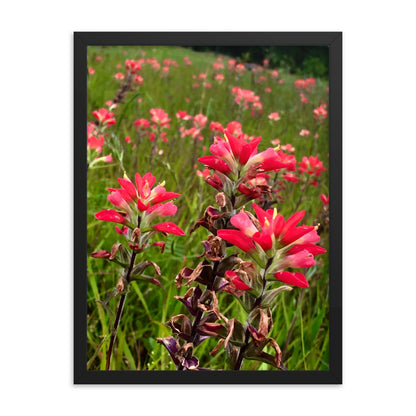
[215, 192, 227, 208]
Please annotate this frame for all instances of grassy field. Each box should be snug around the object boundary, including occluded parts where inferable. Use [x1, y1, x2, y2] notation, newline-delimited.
[86, 45, 329, 371]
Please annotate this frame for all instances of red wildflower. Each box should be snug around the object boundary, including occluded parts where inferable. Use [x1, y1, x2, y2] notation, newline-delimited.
[198, 130, 286, 180]
[133, 75, 144, 85]
[217, 203, 325, 287]
[87, 134, 104, 153]
[125, 59, 141, 74]
[226, 121, 243, 136]
[209, 121, 224, 134]
[268, 112, 280, 121]
[320, 194, 329, 205]
[282, 173, 298, 183]
[134, 118, 150, 130]
[95, 172, 182, 234]
[276, 150, 297, 171]
[281, 144, 295, 152]
[271, 70, 279, 80]
[150, 108, 170, 127]
[92, 108, 116, 127]
[215, 74, 224, 83]
[193, 114, 208, 129]
[313, 104, 328, 121]
[298, 156, 326, 177]
[224, 270, 252, 291]
[176, 111, 192, 121]
[153, 222, 185, 236]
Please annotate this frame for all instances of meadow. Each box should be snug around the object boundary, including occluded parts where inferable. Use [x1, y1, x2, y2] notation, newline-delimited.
[86, 45, 329, 371]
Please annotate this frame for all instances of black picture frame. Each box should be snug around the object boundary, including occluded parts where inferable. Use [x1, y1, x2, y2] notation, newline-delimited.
[74, 31, 342, 384]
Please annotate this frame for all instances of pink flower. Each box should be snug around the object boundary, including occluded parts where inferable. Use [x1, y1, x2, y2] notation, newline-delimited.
[213, 62, 224, 72]
[96, 172, 181, 228]
[133, 75, 144, 85]
[88, 68, 95, 75]
[298, 156, 326, 177]
[264, 87, 272, 93]
[150, 109, 170, 127]
[134, 118, 150, 130]
[193, 114, 208, 129]
[198, 130, 287, 179]
[299, 129, 310, 136]
[320, 194, 329, 205]
[235, 64, 245, 75]
[176, 111, 192, 121]
[153, 222, 185, 236]
[281, 144, 295, 152]
[231, 87, 262, 113]
[114, 72, 125, 80]
[268, 112, 280, 121]
[95, 209, 126, 224]
[270, 70, 279, 80]
[238, 173, 270, 200]
[226, 121, 243, 136]
[217, 204, 325, 286]
[274, 271, 309, 288]
[209, 121, 224, 133]
[125, 59, 141, 74]
[224, 270, 252, 291]
[282, 173, 298, 183]
[196, 168, 210, 178]
[87, 134, 104, 153]
[92, 108, 116, 127]
[215, 74, 225, 83]
[313, 104, 328, 121]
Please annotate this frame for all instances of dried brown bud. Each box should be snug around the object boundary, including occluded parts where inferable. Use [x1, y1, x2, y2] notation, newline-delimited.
[131, 228, 141, 242]
[200, 234, 224, 261]
[215, 192, 227, 208]
[116, 276, 126, 294]
[245, 211, 262, 232]
[109, 243, 122, 260]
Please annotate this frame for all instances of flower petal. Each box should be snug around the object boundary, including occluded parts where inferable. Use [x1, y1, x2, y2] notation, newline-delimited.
[217, 229, 256, 252]
[230, 211, 258, 237]
[95, 209, 126, 224]
[274, 271, 309, 288]
[198, 156, 231, 174]
[153, 222, 185, 236]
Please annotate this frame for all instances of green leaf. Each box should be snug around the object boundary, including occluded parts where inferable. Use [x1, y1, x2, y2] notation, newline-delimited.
[261, 286, 293, 308]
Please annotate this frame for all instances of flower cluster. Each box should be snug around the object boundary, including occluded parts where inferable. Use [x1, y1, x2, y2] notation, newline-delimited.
[231, 87, 262, 115]
[94, 172, 184, 238]
[218, 204, 325, 287]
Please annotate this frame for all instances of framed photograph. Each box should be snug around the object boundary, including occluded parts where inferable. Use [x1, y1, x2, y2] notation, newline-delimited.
[74, 32, 342, 384]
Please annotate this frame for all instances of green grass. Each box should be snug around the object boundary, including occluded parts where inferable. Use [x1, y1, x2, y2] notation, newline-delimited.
[86, 45, 329, 371]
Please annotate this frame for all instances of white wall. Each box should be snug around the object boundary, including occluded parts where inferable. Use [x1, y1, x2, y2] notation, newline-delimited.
[1, 1, 415, 415]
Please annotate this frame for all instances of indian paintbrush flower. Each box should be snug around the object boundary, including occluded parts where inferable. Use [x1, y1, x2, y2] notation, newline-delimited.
[217, 203, 326, 287]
